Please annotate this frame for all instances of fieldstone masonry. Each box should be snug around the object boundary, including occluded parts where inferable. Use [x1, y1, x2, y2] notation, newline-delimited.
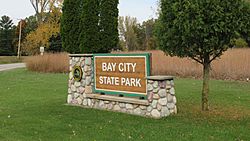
[67, 54, 177, 119]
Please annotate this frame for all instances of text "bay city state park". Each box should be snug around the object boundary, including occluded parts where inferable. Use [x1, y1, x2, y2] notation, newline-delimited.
[99, 62, 142, 87]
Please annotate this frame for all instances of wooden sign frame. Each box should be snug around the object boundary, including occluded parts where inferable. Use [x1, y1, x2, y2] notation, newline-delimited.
[93, 53, 151, 98]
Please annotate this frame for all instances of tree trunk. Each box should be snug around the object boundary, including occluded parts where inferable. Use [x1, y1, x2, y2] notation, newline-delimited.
[202, 54, 210, 111]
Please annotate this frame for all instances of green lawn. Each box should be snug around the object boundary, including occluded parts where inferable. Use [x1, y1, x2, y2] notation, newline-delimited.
[0, 69, 249, 141]
[0, 56, 27, 64]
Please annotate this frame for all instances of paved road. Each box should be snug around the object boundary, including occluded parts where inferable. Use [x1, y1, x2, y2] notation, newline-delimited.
[0, 63, 26, 72]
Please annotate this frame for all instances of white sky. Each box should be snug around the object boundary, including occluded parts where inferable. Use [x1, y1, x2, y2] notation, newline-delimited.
[0, 0, 158, 25]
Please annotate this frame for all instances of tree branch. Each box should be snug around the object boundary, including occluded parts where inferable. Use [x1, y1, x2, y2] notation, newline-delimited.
[191, 56, 203, 64]
[30, 0, 39, 14]
[36, 0, 39, 13]
[209, 49, 224, 64]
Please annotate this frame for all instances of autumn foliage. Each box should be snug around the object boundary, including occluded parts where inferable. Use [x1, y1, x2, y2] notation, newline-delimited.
[22, 5, 61, 55]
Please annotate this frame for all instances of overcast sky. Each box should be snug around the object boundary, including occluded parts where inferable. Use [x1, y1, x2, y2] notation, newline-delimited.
[0, 0, 158, 25]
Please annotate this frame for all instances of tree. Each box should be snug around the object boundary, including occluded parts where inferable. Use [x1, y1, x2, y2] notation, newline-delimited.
[118, 16, 139, 51]
[156, 0, 249, 110]
[23, 15, 38, 35]
[239, 2, 250, 47]
[132, 19, 159, 50]
[61, 0, 81, 53]
[79, 0, 100, 53]
[30, 0, 62, 23]
[143, 19, 157, 50]
[133, 23, 147, 50]
[14, 16, 38, 49]
[0, 15, 15, 55]
[99, 0, 119, 52]
[30, 0, 50, 22]
[118, 17, 158, 51]
[22, 7, 61, 55]
[47, 33, 62, 52]
[61, 0, 119, 53]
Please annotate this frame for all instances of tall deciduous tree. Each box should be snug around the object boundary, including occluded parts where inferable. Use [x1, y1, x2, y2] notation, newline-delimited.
[156, 0, 249, 110]
[0, 15, 15, 55]
[15, 16, 38, 44]
[30, 0, 49, 22]
[30, 0, 62, 23]
[22, 7, 61, 55]
[118, 16, 157, 51]
[133, 23, 146, 50]
[99, 0, 119, 52]
[143, 19, 157, 50]
[61, 0, 81, 53]
[118, 16, 139, 51]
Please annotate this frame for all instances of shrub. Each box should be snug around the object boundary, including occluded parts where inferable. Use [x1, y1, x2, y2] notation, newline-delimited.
[25, 52, 69, 73]
[234, 38, 248, 48]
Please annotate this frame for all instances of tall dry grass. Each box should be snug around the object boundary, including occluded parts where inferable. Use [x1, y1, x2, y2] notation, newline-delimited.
[24, 49, 250, 80]
[115, 48, 250, 81]
[211, 49, 250, 80]
[150, 50, 203, 78]
[25, 52, 69, 73]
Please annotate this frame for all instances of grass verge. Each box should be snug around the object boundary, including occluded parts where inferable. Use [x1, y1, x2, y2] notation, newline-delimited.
[0, 69, 249, 141]
[0, 56, 27, 64]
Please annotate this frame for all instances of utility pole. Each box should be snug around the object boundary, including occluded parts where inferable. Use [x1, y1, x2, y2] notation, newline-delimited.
[17, 19, 22, 59]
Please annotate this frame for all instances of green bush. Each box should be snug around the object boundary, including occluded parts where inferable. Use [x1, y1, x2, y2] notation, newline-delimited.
[234, 38, 248, 48]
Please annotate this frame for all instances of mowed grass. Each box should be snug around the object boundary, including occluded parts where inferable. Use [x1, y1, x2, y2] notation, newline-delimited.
[0, 56, 27, 64]
[0, 69, 249, 141]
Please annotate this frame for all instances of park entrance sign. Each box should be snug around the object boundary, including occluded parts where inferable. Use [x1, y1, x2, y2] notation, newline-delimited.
[68, 53, 177, 118]
[93, 54, 150, 98]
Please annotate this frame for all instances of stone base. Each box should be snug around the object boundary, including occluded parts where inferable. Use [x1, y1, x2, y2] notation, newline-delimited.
[67, 94, 177, 119]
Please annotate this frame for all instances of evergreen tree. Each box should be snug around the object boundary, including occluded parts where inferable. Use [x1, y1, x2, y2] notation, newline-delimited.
[79, 0, 100, 53]
[99, 0, 119, 52]
[61, 0, 81, 53]
[0, 15, 15, 55]
[61, 0, 119, 53]
[47, 33, 62, 52]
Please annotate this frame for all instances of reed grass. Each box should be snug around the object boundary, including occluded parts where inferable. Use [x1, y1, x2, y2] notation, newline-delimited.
[25, 52, 69, 73]
[115, 48, 250, 81]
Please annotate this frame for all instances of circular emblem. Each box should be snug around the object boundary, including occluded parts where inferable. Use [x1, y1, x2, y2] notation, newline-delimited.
[72, 66, 83, 82]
